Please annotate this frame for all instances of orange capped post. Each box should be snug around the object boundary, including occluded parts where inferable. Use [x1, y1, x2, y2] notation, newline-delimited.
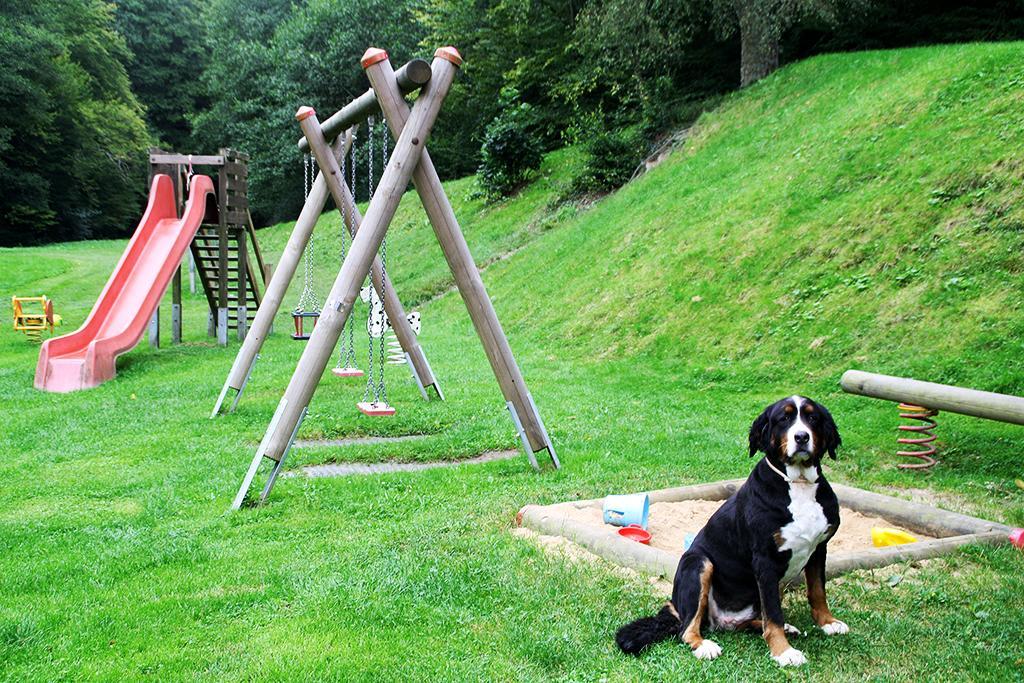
[434, 46, 463, 67]
[295, 106, 317, 121]
[361, 47, 389, 69]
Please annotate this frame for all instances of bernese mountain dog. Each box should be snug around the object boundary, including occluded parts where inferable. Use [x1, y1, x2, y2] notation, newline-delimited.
[616, 396, 846, 667]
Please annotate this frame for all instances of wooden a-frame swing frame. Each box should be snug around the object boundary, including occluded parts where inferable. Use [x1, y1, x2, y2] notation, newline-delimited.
[232, 46, 559, 509]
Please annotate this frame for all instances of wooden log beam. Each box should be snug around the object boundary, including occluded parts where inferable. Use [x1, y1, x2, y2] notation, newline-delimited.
[232, 48, 458, 509]
[296, 59, 432, 154]
[841, 370, 1024, 426]
[149, 153, 225, 166]
[370, 48, 558, 469]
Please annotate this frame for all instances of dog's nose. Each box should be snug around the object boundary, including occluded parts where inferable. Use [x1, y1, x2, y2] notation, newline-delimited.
[794, 431, 810, 447]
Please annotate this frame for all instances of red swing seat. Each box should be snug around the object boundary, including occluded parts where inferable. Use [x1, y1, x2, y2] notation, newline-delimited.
[357, 401, 396, 416]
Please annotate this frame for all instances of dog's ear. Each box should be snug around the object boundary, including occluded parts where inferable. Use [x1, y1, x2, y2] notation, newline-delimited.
[817, 403, 841, 459]
[748, 406, 772, 457]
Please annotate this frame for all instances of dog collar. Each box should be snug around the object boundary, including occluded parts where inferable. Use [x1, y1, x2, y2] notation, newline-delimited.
[764, 457, 789, 481]
[765, 457, 817, 484]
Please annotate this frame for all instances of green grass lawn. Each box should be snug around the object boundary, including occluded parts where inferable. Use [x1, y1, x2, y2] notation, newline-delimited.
[2, 42, 1024, 681]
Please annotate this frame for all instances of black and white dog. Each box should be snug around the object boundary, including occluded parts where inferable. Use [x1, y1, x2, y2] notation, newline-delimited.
[616, 396, 846, 667]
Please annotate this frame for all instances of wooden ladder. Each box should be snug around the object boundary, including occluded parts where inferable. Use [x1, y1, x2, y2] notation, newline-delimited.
[191, 224, 263, 331]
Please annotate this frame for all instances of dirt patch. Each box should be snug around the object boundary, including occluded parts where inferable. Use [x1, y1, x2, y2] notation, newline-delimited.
[293, 450, 519, 478]
[545, 498, 936, 554]
[293, 434, 431, 448]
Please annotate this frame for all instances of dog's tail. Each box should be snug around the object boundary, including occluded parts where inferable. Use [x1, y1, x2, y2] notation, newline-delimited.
[615, 604, 681, 655]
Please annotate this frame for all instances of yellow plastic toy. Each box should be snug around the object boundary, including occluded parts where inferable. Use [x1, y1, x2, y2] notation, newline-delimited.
[871, 526, 918, 547]
[12, 295, 62, 342]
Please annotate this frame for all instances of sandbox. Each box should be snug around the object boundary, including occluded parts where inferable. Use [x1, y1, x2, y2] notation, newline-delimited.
[516, 480, 1012, 580]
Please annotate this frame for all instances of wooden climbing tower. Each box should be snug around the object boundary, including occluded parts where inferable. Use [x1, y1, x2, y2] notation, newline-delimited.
[149, 149, 269, 345]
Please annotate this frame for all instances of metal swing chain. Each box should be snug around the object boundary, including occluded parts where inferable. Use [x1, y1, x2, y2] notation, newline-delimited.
[374, 118, 390, 404]
[363, 118, 380, 404]
[337, 138, 358, 370]
[335, 145, 350, 368]
[296, 155, 318, 313]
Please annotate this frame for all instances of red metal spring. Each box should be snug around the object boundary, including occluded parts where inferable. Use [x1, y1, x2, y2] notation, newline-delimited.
[896, 403, 938, 469]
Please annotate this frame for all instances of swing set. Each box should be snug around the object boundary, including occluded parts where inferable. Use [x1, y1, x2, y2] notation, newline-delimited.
[228, 46, 559, 508]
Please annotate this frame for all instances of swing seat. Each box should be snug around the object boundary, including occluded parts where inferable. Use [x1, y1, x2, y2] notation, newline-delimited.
[292, 309, 320, 340]
[332, 367, 364, 378]
[357, 401, 396, 416]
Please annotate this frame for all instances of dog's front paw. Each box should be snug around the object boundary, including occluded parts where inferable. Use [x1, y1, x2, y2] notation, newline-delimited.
[783, 623, 802, 636]
[820, 620, 849, 636]
[692, 639, 722, 661]
[772, 648, 807, 667]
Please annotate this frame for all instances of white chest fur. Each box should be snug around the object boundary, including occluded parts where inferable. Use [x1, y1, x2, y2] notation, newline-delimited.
[778, 482, 829, 581]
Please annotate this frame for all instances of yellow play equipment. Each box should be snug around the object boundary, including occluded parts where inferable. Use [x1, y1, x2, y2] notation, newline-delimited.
[12, 296, 62, 342]
[871, 526, 918, 547]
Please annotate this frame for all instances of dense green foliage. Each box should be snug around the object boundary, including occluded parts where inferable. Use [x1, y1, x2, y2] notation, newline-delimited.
[5, 0, 1024, 242]
[2, 44, 1024, 679]
[568, 127, 645, 196]
[0, 0, 149, 246]
[113, 0, 209, 151]
[192, 0, 425, 224]
[477, 95, 544, 199]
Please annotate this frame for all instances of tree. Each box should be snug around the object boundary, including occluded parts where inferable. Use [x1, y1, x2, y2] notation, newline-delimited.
[710, 0, 858, 86]
[0, 0, 150, 245]
[414, 0, 584, 176]
[114, 0, 210, 150]
[194, 0, 425, 224]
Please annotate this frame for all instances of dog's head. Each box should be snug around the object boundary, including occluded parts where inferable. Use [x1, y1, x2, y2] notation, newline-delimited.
[748, 396, 840, 467]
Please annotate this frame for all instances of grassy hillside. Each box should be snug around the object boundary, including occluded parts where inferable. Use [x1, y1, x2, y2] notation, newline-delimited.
[1, 43, 1023, 681]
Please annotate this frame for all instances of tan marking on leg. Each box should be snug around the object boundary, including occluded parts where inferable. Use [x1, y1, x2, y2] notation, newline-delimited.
[763, 620, 792, 657]
[681, 559, 714, 650]
[806, 567, 837, 626]
[665, 602, 679, 619]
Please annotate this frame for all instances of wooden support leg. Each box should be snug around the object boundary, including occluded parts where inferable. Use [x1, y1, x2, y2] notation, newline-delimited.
[211, 136, 348, 417]
[369, 50, 558, 469]
[299, 110, 441, 400]
[172, 265, 182, 345]
[217, 308, 228, 346]
[236, 228, 248, 341]
[231, 48, 458, 509]
[148, 308, 160, 348]
[217, 158, 229, 347]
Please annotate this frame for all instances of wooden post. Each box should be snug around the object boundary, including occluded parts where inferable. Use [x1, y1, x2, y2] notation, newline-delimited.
[370, 49, 557, 468]
[841, 370, 1024, 426]
[148, 309, 160, 348]
[236, 226, 248, 341]
[232, 48, 458, 509]
[172, 266, 182, 344]
[299, 111, 440, 398]
[216, 152, 229, 346]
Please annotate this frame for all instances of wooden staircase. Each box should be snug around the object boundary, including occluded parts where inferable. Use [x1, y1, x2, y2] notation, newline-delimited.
[191, 223, 264, 331]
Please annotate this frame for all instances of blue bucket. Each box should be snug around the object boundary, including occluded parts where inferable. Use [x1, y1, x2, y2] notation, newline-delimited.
[603, 493, 650, 529]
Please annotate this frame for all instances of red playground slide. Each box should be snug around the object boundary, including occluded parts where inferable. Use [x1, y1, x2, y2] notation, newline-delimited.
[35, 174, 214, 392]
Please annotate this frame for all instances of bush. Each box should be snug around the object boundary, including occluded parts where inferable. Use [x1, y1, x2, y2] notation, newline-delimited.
[569, 128, 646, 197]
[477, 96, 544, 201]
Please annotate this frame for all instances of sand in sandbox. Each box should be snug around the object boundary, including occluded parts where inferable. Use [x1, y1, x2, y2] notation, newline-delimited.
[553, 498, 936, 555]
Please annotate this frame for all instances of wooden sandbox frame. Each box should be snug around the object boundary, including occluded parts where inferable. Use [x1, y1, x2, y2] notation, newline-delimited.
[517, 480, 1013, 580]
